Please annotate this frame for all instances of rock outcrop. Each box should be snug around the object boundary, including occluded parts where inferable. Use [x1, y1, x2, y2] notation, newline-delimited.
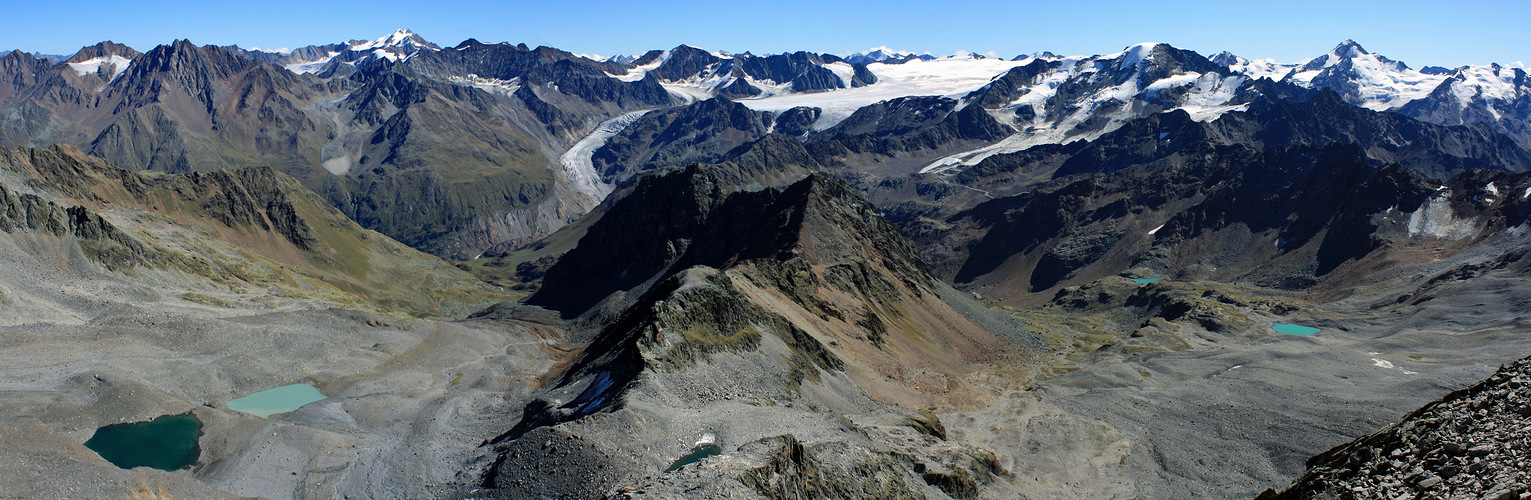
[0, 178, 149, 270]
[1259, 356, 1531, 500]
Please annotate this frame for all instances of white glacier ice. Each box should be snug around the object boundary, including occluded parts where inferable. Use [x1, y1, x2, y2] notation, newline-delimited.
[67, 55, 133, 80]
[559, 110, 654, 200]
[734, 57, 1035, 130]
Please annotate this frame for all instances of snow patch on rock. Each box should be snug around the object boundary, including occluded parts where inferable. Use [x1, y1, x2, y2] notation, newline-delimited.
[1406, 195, 1478, 240]
[67, 55, 132, 80]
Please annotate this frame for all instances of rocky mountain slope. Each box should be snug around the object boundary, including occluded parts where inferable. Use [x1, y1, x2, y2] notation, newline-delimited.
[1259, 356, 1531, 500]
[0, 144, 507, 320]
[476, 167, 1035, 498]
[904, 137, 1531, 302]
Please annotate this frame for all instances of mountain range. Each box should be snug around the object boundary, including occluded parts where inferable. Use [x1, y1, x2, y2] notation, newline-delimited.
[2, 30, 1530, 499]
[5, 32, 1529, 260]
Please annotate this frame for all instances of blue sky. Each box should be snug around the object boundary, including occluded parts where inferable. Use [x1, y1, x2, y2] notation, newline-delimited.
[4, 0, 1527, 67]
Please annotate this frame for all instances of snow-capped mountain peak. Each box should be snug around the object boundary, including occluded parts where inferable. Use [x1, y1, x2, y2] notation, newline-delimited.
[61, 41, 139, 82]
[273, 30, 441, 74]
[1289, 40, 1442, 110]
[1301, 39, 1407, 73]
[845, 47, 937, 65]
[847, 46, 914, 62]
[1208, 51, 1242, 67]
[350, 29, 437, 52]
[1209, 41, 1531, 148]
[1114, 42, 1161, 71]
[1334, 39, 1369, 58]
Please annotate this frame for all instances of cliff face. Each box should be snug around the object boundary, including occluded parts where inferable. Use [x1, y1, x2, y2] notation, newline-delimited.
[1261, 356, 1531, 500]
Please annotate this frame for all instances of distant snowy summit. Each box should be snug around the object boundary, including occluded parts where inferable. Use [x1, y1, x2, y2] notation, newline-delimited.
[62, 41, 139, 81]
[221, 29, 441, 75]
[1216, 39, 1438, 110]
[351, 29, 439, 53]
[844, 47, 936, 65]
[1210, 39, 1529, 147]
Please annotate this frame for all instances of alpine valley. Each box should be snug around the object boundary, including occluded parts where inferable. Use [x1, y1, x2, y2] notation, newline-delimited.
[2, 30, 1530, 499]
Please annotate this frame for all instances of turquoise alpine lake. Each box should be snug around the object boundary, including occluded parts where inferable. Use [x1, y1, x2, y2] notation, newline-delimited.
[228, 383, 328, 418]
[1272, 323, 1320, 335]
[1131, 277, 1165, 284]
[83, 413, 202, 471]
[664, 444, 722, 472]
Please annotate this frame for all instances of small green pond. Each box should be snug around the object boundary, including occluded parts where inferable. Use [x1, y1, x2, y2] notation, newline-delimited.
[664, 444, 722, 472]
[1272, 323, 1320, 335]
[1131, 277, 1165, 284]
[228, 383, 328, 418]
[84, 413, 202, 471]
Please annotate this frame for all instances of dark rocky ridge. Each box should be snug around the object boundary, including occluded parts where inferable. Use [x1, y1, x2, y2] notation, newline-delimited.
[644, 45, 876, 92]
[485, 166, 1026, 499]
[406, 41, 672, 112]
[6, 145, 319, 251]
[591, 97, 775, 184]
[2, 144, 506, 317]
[806, 97, 1012, 157]
[716, 76, 763, 99]
[1064, 90, 1531, 179]
[705, 133, 825, 188]
[528, 165, 928, 319]
[0, 51, 58, 102]
[0, 177, 148, 270]
[772, 106, 821, 137]
[588, 90, 1018, 185]
[1259, 355, 1531, 500]
[927, 139, 1531, 299]
[527, 165, 729, 317]
[949, 90, 1531, 210]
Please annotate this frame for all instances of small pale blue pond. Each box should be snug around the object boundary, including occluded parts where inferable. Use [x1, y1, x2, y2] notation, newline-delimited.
[1272, 323, 1320, 336]
[1131, 277, 1165, 284]
[665, 444, 722, 472]
[228, 383, 328, 418]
